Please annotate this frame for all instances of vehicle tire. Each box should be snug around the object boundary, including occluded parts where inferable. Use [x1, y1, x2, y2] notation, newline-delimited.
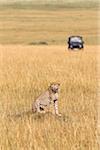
[79, 44, 82, 49]
[68, 46, 70, 50]
[70, 45, 73, 50]
[82, 45, 84, 49]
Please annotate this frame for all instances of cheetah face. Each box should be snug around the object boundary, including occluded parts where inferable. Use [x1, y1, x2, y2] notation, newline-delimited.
[50, 83, 60, 93]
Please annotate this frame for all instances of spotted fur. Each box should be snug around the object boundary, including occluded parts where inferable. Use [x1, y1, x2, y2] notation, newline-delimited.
[32, 83, 61, 116]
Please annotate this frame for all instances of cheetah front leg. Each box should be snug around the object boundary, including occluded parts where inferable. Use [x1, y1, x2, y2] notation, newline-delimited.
[53, 100, 61, 117]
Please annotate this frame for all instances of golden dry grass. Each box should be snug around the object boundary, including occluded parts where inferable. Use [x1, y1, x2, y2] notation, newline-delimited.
[0, 8, 98, 45]
[0, 45, 99, 150]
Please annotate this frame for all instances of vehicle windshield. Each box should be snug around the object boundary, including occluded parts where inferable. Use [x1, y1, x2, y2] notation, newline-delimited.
[70, 37, 82, 42]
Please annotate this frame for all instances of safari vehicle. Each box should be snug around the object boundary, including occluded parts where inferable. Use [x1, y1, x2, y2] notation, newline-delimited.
[68, 36, 84, 50]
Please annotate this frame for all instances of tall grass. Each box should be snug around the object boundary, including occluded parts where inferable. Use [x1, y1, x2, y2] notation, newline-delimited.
[0, 45, 98, 150]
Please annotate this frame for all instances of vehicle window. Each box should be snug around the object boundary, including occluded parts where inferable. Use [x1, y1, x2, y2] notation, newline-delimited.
[70, 37, 82, 42]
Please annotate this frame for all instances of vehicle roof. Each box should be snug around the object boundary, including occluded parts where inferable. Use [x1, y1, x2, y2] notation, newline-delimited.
[69, 36, 82, 38]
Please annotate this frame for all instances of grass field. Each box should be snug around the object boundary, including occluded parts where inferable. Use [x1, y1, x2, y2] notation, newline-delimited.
[0, 1, 99, 149]
[0, 45, 99, 149]
[0, 7, 98, 45]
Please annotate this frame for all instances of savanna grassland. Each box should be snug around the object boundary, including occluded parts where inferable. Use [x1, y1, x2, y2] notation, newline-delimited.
[0, 45, 99, 150]
[0, 2, 99, 150]
[0, 6, 98, 45]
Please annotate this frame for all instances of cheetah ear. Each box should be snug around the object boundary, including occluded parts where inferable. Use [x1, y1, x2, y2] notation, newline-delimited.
[50, 83, 54, 86]
[49, 83, 53, 88]
[49, 84, 53, 91]
[58, 83, 60, 86]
